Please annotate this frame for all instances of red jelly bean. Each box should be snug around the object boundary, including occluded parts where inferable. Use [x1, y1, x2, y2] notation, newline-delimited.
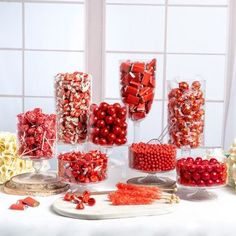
[88, 103, 128, 146]
[17, 108, 56, 160]
[120, 59, 156, 121]
[55, 72, 91, 144]
[129, 143, 176, 172]
[58, 150, 108, 184]
[176, 157, 227, 187]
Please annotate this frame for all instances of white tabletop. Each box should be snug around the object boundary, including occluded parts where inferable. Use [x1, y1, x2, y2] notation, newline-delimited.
[0, 184, 236, 236]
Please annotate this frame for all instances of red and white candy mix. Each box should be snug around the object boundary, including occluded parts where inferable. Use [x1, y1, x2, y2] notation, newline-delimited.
[63, 190, 96, 210]
[17, 108, 56, 160]
[58, 150, 108, 184]
[168, 81, 205, 149]
[89, 102, 128, 146]
[9, 197, 40, 210]
[55, 72, 91, 144]
[120, 59, 156, 121]
[177, 157, 227, 187]
[129, 142, 176, 172]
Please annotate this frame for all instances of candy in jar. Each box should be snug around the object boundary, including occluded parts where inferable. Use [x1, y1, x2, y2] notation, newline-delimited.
[58, 150, 108, 184]
[167, 80, 205, 149]
[120, 59, 156, 121]
[55, 72, 91, 144]
[88, 102, 128, 146]
[0, 132, 32, 183]
[17, 108, 56, 160]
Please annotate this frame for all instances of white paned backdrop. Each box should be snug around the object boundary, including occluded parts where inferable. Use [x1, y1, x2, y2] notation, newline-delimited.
[0, 0, 230, 169]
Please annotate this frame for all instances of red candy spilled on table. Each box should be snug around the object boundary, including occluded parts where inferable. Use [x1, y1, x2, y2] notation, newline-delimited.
[176, 157, 227, 187]
[167, 80, 205, 149]
[17, 108, 56, 160]
[58, 150, 108, 184]
[120, 59, 156, 121]
[22, 197, 40, 207]
[63, 190, 96, 210]
[55, 72, 91, 144]
[129, 143, 176, 172]
[89, 102, 128, 146]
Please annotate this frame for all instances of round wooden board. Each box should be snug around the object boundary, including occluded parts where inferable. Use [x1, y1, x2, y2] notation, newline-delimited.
[52, 194, 176, 220]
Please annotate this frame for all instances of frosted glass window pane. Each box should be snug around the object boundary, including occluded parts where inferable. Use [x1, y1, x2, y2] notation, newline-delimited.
[205, 102, 223, 147]
[107, 0, 165, 4]
[25, 51, 84, 96]
[24, 98, 55, 114]
[105, 53, 163, 99]
[169, 0, 227, 5]
[0, 51, 22, 95]
[0, 98, 22, 132]
[0, 3, 22, 48]
[167, 7, 227, 53]
[106, 5, 165, 52]
[166, 55, 226, 100]
[25, 3, 84, 50]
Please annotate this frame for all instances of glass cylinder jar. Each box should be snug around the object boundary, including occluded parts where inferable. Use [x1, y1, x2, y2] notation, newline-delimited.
[58, 150, 108, 184]
[17, 108, 56, 160]
[120, 59, 156, 121]
[55, 72, 92, 144]
[88, 102, 128, 147]
[0, 132, 32, 184]
[167, 79, 205, 150]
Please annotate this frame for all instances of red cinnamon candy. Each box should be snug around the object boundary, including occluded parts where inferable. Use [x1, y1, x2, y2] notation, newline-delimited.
[55, 72, 91, 144]
[120, 59, 156, 121]
[167, 80, 205, 149]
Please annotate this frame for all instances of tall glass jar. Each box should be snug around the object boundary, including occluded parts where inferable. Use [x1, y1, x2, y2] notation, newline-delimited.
[167, 79, 205, 152]
[55, 72, 92, 145]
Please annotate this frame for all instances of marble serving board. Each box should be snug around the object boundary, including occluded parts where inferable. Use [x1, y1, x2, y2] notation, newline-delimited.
[52, 194, 175, 220]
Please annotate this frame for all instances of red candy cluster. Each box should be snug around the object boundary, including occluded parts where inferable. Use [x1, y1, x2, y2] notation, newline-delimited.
[129, 142, 176, 172]
[17, 108, 56, 160]
[89, 102, 127, 146]
[120, 59, 156, 121]
[168, 81, 205, 148]
[64, 191, 96, 210]
[55, 72, 91, 144]
[177, 157, 227, 187]
[58, 150, 108, 183]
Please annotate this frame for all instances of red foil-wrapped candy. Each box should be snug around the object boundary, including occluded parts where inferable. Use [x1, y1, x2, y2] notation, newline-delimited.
[129, 142, 176, 172]
[17, 108, 56, 160]
[176, 157, 227, 187]
[55, 72, 91, 144]
[88, 102, 128, 146]
[167, 80, 205, 149]
[58, 150, 108, 184]
[120, 59, 156, 121]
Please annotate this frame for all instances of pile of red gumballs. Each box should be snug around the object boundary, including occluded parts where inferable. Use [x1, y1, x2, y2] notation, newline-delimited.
[177, 157, 227, 187]
[17, 108, 56, 160]
[89, 102, 128, 146]
[58, 150, 108, 184]
[168, 80, 205, 149]
[129, 142, 176, 172]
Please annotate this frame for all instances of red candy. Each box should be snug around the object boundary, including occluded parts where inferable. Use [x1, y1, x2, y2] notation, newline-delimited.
[55, 72, 91, 144]
[88, 102, 128, 146]
[168, 80, 205, 149]
[129, 143, 176, 172]
[177, 157, 227, 187]
[17, 108, 56, 160]
[120, 59, 156, 121]
[58, 150, 108, 184]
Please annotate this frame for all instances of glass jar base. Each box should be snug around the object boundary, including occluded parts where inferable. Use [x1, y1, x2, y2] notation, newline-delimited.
[127, 175, 177, 193]
[3, 172, 69, 196]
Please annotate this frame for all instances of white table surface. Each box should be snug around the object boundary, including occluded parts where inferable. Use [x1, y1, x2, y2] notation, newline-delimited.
[1, 183, 236, 236]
